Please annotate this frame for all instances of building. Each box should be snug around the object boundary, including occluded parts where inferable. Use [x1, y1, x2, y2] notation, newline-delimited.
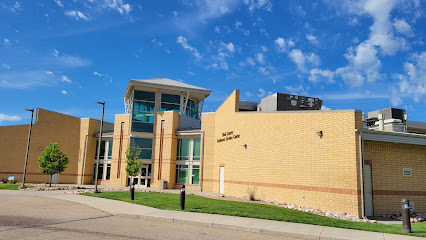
[1, 78, 426, 219]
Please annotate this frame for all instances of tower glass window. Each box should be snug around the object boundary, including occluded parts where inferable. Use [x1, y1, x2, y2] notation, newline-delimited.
[132, 90, 155, 133]
[160, 93, 181, 112]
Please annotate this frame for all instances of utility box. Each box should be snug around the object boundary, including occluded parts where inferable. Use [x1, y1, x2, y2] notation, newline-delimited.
[257, 93, 322, 112]
[159, 180, 167, 190]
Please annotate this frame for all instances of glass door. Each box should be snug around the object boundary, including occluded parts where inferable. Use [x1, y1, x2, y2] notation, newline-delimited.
[138, 164, 151, 188]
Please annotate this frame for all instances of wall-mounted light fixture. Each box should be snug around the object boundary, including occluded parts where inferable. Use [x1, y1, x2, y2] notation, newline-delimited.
[243, 144, 247, 149]
[317, 131, 323, 137]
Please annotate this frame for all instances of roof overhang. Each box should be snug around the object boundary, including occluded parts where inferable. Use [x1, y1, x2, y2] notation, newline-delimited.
[124, 79, 211, 102]
[356, 129, 426, 146]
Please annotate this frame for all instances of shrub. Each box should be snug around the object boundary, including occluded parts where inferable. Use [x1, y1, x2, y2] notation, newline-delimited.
[248, 187, 256, 201]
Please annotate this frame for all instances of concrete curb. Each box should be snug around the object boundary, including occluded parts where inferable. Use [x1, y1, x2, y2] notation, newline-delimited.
[13, 191, 426, 240]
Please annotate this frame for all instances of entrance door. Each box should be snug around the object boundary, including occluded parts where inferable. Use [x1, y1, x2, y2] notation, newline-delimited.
[364, 165, 373, 217]
[139, 165, 151, 188]
[219, 166, 224, 194]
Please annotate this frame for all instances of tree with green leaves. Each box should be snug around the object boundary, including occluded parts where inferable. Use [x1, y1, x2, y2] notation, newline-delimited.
[125, 147, 142, 186]
[38, 142, 69, 187]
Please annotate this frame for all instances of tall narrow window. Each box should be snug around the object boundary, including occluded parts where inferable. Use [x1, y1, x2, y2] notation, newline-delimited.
[185, 100, 199, 119]
[93, 139, 113, 180]
[175, 137, 201, 184]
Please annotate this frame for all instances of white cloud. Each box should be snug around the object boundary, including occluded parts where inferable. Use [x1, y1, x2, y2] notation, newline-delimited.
[274, 37, 295, 52]
[261, 45, 268, 52]
[363, 0, 404, 56]
[0, 113, 22, 123]
[214, 26, 220, 33]
[2, 64, 10, 69]
[244, 91, 253, 97]
[321, 105, 332, 110]
[55, 55, 91, 67]
[0, 70, 58, 89]
[93, 72, 103, 76]
[335, 42, 382, 86]
[235, 21, 250, 36]
[61, 75, 72, 83]
[258, 66, 269, 76]
[393, 52, 426, 103]
[176, 36, 202, 61]
[243, 0, 272, 12]
[309, 68, 335, 84]
[256, 53, 264, 64]
[284, 85, 309, 96]
[52, 49, 59, 57]
[391, 87, 402, 106]
[65, 10, 90, 21]
[45, 71, 54, 76]
[60, 90, 68, 95]
[173, 11, 178, 17]
[102, 0, 131, 15]
[54, 0, 64, 7]
[222, 42, 235, 52]
[306, 34, 319, 45]
[3, 38, 11, 47]
[257, 88, 266, 98]
[288, 49, 320, 73]
[393, 18, 414, 37]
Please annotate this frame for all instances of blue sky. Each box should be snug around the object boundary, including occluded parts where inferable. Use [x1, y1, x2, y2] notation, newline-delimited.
[1, 0, 425, 125]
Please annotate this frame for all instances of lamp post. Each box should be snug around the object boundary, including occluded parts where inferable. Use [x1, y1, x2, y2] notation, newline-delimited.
[21, 108, 34, 189]
[94, 101, 105, 193]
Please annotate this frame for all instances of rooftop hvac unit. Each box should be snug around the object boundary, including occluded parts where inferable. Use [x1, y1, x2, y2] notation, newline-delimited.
[367, 108, 406, 123]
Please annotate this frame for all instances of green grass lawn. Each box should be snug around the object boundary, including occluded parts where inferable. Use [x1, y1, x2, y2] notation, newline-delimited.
[83, 191, 426, 237]
[0, 184, 34, 190]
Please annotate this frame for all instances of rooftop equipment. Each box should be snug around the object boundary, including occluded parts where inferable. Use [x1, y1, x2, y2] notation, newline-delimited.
[257, 93, 323, 112]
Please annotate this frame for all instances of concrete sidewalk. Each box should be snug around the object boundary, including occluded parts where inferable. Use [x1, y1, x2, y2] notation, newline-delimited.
[7, 190, 424, 240]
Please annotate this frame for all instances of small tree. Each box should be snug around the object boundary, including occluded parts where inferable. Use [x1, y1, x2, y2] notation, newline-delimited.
[125, 147, 142, 186]
[38, 142, 69, 187]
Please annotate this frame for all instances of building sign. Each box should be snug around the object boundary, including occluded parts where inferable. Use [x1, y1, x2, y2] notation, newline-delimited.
[217, 131, 240, 143]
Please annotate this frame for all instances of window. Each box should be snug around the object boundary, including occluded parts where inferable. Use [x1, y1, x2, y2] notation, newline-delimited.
[130, 137, 153, 160]
[93, 139, 113, 180]
[185, 100, 198, 119]
[175, 137, 201, 184]
[161, 93, 180, 113]
[177, 139, 190, 160]
[175, 165, 188, 184]
[132, 90, 155, 133]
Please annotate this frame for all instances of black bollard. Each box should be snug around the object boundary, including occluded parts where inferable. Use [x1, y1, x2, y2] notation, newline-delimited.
[180, 184, 185, 210]
[401, 198, 412, 233]
[130, 182, 135, 201]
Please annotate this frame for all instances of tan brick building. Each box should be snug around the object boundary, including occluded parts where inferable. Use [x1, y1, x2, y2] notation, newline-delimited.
[1, 78, 426, 218]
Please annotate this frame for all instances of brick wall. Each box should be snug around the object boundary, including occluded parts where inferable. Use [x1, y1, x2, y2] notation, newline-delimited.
[109, 114, 131, 187]
[364, 141, 426, 215]
[151, 111, 179, 189]
[0, 108, 86, 184]
[201, 90, 363, 217]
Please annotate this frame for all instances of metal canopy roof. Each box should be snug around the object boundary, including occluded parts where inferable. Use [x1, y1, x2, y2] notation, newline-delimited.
[356, 129, 426, 146]
[124, 78, 211, 102]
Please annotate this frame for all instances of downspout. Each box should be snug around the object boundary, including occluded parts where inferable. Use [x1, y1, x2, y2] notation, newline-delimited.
[357, 130, 366, 219]
[80, 134, 89, 185]
[200, 130, 205, 192]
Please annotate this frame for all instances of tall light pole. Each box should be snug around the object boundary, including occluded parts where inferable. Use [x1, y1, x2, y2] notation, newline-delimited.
[21, 108, 34, 189]
[94, 101, 105, 193]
